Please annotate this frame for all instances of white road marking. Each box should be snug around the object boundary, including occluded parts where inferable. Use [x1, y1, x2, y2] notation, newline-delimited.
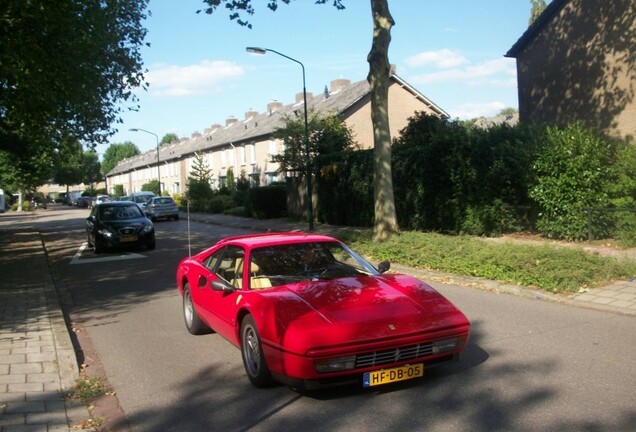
[71, 242, 147, 265]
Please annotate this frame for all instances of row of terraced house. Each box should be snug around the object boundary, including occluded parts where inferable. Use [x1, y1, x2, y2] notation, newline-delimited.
[105, 74, 447, 197]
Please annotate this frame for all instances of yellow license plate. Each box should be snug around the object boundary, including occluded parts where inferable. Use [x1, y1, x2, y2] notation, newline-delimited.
[363, 364, 424, 387]
[120, 235, 138, 242]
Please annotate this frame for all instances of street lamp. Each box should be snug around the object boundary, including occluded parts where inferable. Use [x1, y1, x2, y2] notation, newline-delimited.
[246, 46, 314, 231]
[129, 128, 161, 194]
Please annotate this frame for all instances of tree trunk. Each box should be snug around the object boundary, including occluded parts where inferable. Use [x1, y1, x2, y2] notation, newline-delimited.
[368, 0, 398, 241]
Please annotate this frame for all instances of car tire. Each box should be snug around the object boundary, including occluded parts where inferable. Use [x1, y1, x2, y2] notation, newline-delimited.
[174, 214, 179, 221]
[87, 233, 93, 248]
[183, 284, 211, 335]
[241, 314, 275, 388]
[147, 239, 156, 250]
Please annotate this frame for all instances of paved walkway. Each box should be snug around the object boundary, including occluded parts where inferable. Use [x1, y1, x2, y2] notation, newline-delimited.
[0, 209, 634, 431]
[0, 227, 91, 432]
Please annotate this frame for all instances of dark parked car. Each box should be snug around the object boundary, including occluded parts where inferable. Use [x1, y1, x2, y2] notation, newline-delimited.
[86, 202, 155, 253]
[144, 196, 179, 221]
[76, 196, 93, 208]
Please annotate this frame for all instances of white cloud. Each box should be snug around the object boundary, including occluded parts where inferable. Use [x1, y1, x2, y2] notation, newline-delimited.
[405, 49, 469, 69]
[451, 101, 507, 120]
[146, 60, 245, 97]
[408, 57, 517, 85]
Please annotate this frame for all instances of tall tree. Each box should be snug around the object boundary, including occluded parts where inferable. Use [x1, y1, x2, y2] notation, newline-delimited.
[82, 151, 102, 187]
[529, 0, 547, 26]
[53, 137, 84, 191]
[101, 141, 141, 175]
[160, 133, 180, 146]
[272, 111, 356, 173]
[199, 0, 398, 240]
[0, 0, 149, 177]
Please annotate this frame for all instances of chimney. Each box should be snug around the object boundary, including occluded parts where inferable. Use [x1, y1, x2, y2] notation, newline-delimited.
[267, 100, 283, 114]
[245, 109, 258, 120]
[225, 116, 238, 126]
[330, 79, 350, 92]
[295, 92, 313, 104]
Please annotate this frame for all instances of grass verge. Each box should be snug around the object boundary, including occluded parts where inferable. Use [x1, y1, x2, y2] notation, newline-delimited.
[342, 230, 636, 293]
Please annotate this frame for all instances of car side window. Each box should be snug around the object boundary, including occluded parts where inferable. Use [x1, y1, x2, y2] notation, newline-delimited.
[206, 246, 245, 287]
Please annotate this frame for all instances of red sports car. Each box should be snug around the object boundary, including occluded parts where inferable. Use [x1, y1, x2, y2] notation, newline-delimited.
[176, 232, 470, 389]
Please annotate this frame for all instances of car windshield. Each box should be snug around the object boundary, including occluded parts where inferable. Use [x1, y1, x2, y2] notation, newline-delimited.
[99, 205, 143, 221]
[154, 198, 174, 205]
[248, 241, 379, 289]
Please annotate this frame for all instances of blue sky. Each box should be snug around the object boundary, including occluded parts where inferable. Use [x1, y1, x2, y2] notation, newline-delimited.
[106, 0, 537, 154]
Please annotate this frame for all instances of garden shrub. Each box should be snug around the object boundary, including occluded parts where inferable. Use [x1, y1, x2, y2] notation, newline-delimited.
[530, 123, 618, 240]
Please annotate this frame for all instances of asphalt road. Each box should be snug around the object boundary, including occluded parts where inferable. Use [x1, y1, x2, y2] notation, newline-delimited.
[29, 206, 636, 431]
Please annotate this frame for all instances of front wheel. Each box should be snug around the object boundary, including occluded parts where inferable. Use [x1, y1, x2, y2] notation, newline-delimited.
[94, 236, 104, 254]
[241, 315, 274, 388]
[183, 284, 210, 335]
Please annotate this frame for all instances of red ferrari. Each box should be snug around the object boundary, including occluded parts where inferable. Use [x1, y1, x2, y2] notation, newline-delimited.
[176, 232, 470, 389]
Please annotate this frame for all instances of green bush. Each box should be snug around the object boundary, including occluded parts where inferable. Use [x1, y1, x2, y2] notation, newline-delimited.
[249, 185, 287, 219]
[316, 151, 374, 227]
[530, 123, 619, 240]
[391, 113, 538, 235]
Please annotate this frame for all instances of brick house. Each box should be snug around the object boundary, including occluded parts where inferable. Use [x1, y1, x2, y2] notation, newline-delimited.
[505, 0, 635, 142]
[105, 73, 448, 196]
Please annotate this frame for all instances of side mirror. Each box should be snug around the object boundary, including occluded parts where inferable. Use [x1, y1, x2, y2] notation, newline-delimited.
[211, 279, 235, 293]
[377, 261, 390, 274]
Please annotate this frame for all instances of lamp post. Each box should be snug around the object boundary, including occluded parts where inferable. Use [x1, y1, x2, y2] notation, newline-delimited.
[246, 46, 313, 231]
[129, 128, 161, 194]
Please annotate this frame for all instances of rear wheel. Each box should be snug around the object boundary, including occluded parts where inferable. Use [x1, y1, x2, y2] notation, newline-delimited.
[174, 214, 179, 221]
[241, 315, 274, 388]
[183, 284, 210, 335]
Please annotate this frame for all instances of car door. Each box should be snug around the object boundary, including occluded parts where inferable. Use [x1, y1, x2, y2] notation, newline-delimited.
[195, 245, 245, 339]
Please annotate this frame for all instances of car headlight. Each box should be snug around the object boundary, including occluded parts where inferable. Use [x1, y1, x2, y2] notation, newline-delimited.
[315, 356, 356, 373]
[432, 337, 462, 354]
[97, 229, 113, 238]
[142, 225, 153, 234]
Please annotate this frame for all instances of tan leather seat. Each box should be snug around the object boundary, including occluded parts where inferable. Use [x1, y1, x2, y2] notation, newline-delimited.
[249, 262, 272, 290]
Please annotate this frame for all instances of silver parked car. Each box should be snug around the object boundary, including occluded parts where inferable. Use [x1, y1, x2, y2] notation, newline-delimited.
[144, 196, 179, 221]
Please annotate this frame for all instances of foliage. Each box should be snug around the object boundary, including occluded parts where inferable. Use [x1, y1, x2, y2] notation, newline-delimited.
[529, 0, 547, 26]
[1, 0, 149, 179]
[198, 0, 344, 28]
[392, 113, 539, 235]
[82, 151, 102, 186]
[142, 180, 160, 196]
[226, 167, 235, 190]
[344, 230, 636, 294]
[102, 142, 140, 175]
[113, 185, 125, 197]
[315, 151, 374, 226]
[530, 123, 618, 240]
[272, 111, 357, 174]
[53, 137, 84, 188]
[249, 185, 287, 219]
[0, 146, 52, 192]
[497, 107, 518, 116]
[69, 376, 111, 403]
[188, 152, 213, 184]
[160, 133, 179, 146]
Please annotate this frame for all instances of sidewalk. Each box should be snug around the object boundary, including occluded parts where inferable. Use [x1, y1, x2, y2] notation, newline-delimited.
[0, 228, 91, 432]
[1, 211, 634, 431]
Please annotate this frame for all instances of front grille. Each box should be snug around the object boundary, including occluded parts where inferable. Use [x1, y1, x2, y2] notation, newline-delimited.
[118, 226, 138, 235]
[355, 342, 434, 368]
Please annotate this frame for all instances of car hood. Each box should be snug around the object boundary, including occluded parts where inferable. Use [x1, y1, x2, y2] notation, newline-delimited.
[98, 218, 151, 230]
[259, 274, 469, 354]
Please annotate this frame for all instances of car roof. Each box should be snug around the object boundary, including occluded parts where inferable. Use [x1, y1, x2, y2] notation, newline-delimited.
[216, 232, 338, 249]
[95, 201, 138, 207]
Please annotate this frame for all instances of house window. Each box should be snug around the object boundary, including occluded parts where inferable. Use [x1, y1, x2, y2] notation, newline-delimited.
[240, 146, 246, 166]
[249, 144, 256, 164]
[269, 140, 278, 157]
